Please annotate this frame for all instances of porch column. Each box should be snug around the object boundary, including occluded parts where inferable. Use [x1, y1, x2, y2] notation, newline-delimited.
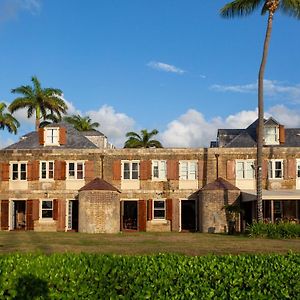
[271, 200, 274, 223]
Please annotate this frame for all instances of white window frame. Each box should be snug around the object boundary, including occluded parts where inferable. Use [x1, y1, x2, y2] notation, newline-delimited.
[236, 160, 255, 179]
[121, 161, 140, 180]
[40, 161, 54, 180]
[10, 162, 27, 181]
[153, 199, 166, 220]
[44, 128, 60, 146]
[152, 160, 167, 181]
[264, 126, 279, 145]
[66, 161, 85, 180]
[179, 161, 197, 180]
[268, 159, 284, 179]
[40, 199, 53, 220]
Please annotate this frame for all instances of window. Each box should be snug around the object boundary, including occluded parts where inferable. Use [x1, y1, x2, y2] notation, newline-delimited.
[264, 126, 279, 145]
[67, 162, 84, 179]
[40, 161, 54, 180]
[41, 200, 53, 219]
[268, 160, 283, 179]
[45, 128, 59, 145]
[122, 161, 139, 180]
[179, 161, 197, 180]
[152, 160, 166, 180]
[236, 160, 255, 179]
[153, 200, 166, 220]
[11, 162, 27, 180]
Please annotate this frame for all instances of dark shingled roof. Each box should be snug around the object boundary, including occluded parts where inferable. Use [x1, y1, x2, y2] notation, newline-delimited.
[79, 177, 120, 192]
[4, 122, 98, 150]
[82, 130, 105, 137]
[201, 177, 240, 191]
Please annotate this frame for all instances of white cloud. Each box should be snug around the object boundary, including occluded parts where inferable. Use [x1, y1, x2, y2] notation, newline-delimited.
[87, 105, 135, 147]
[147, 61, 185, 74]
[0, 0, 41, 22]
[210, 79, 300, 102]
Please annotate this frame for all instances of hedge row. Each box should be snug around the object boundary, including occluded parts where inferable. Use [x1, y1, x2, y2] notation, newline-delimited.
[0, 253, 299, 299]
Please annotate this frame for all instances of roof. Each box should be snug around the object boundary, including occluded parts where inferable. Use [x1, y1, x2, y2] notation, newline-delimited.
[241, 189, 300, 202]
[201, 177, 240, 191]
[82, 130, 105, 137]
[4, 122, 98, 150]
[79, 177, 120, 192]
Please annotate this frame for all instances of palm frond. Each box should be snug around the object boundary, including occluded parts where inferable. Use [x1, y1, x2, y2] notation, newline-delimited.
[220, 0, 263, 18]
[280, 0, 300, 18]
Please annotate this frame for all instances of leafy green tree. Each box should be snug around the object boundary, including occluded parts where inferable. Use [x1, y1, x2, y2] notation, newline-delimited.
[220, 0, 300, 222]
[64, 114, 100, 131]
[124, 129, 163, 148]
[9, 76, 68, 130]
[0, 102, 20, 134]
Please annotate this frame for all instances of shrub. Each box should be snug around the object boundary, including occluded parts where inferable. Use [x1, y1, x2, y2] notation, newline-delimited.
[247, 221, 300, 238]
[0, 253, 299, 299]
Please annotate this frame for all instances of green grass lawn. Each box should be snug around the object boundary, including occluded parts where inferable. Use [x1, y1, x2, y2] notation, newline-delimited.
[0, 231, 299, 255]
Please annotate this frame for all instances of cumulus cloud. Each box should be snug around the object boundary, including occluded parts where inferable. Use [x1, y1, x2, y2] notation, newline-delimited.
[147, 61, 186, 74]
[0, 0, 41, 22]
[210, 79, 300, 102]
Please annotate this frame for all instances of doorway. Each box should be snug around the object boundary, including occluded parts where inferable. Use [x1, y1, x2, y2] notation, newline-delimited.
[180, 200, 196, 232]
[67, 200, 79, 231]
[122, 201, 138, 231]
[11, 200, 26, 230]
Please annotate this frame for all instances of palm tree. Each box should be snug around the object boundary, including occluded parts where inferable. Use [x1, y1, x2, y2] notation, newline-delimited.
[64, 114, 100, 131]
[220, 0, 300, 222]
[9, 76, 68, 130]
[0, 102, 20, 134]
[124, 129, 163, 148]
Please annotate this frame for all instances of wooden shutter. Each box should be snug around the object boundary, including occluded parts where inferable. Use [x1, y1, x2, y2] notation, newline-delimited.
[167, 160, 179, 180]
[279, 125, 285, 144]
[26, 200, 34, 230]
[53, 199, 58, 221]
[166, 198, 172, 221]
[54, 161, 66, 180]
[113, 160, 121, 180]
[1, 200, 9, 230]
[198, 160, 204, 180]
[287, 159, 296, 179]
[27, 161, 39, 181]
[1, 163, 9, 181]
[138, 200, 147, 232]
[147, 199, 153, 221]
[38, 128, 44, 145]
[262, 160, 268, 179]
[226, 160, 235, 180]
[85, 160, 95, 181]
[140, 160, 151, 180]
[59, 127, 67, 145]
[57, 200, 66, 232]
[32, 199, 39, 221]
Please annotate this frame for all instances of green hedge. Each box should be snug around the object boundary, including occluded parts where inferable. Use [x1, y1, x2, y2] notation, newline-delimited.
[247, 222, 300, 238]
[0, 253, 299, 299]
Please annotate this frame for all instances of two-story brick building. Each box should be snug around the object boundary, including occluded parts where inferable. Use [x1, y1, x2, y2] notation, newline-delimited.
[0, 117, 299, 233]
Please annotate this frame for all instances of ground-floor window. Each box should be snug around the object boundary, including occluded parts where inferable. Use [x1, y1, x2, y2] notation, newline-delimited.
[41, 200, 53, 219]
[153, 200, 166, 220]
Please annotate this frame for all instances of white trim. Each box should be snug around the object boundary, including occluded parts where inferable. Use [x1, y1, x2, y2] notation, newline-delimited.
[179, 160, 198, 180]
[121, 160, 140, 180]
[39, 199, 54, 221]
[153, 199, 166, 220]
[268, 159, 284, 180]
[8, 198, 28, 231]
[44, 127, 60, 146]
[10, 161, 28, 181]
[40, 161, 55, 181]
[66, 161, 85, 180]
[151, 160, 167, 181]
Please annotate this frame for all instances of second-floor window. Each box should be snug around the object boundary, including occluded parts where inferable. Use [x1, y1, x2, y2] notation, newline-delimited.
[11, 162, 27, 180]
[236, 160, 255, 179]
[40, 161, 54, 180]
[179, 161, 197, 180]
[152, 160, 166, 180]
[67, 162, 84, 179]
[45, 128, 59, 146]
[268, 160, 283, 179]
[122, 161, 139, 180]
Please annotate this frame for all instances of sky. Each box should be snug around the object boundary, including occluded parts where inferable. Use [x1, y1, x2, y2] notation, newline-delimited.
[1, 0, 300, 148]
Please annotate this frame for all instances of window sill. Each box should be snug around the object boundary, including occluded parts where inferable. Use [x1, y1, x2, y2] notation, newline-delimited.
[152, 178, 167, 182]
[151, 219, 168, 224]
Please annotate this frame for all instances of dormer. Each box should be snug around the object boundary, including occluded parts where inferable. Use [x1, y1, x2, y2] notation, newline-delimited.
[263, 117, 285, 146]
[38, 126, 67, 146]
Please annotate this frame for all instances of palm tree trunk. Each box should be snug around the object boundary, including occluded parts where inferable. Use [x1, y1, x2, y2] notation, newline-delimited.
[35, 106, 41, 131]
[257, 11, 274, 222]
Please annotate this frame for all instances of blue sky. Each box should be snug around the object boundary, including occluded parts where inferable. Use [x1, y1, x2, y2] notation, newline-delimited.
[1, 0, 300, 148]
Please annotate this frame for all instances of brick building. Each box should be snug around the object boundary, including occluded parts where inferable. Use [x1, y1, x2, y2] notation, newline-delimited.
[0, 118, 299, 233]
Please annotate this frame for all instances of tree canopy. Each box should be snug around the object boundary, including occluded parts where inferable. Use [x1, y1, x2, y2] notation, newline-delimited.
[124, 129, 163, 148]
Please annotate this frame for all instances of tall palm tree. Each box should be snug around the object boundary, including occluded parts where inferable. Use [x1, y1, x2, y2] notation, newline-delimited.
[9, 76, 68, 130]
[64, 114, 100, 131]
[0, 102, 20, 134]
[220, 0, 300, 222]
[124, 129, 163, 148]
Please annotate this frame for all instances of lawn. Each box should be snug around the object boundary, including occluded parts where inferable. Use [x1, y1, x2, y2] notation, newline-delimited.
[0, 231, 299, 255]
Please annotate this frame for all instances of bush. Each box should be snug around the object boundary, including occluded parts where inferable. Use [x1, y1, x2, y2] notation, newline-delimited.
[247, 221, 300, 239]
[0, 253, 299, 299]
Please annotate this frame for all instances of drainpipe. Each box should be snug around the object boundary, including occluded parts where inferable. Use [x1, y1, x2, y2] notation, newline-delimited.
[215, 154, 220, 179]
[100, 154, 104, 179]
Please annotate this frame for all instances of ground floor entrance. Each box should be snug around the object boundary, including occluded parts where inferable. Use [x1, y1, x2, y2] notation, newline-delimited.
[121, 200, 138, 231]
[10, 200, 26, 230]
[67, 200, 79, 231]
[180, 199, 196, 232]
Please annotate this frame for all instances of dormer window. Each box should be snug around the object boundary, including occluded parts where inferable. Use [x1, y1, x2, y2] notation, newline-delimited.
[45, 128, 59, 146]
[38, 126, 67, 146]
[264, 126, 279, 145]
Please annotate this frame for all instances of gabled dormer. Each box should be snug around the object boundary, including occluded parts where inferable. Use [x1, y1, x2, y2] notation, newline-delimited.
[263, 117, 285, 146]
[38, 125, 67, 146]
